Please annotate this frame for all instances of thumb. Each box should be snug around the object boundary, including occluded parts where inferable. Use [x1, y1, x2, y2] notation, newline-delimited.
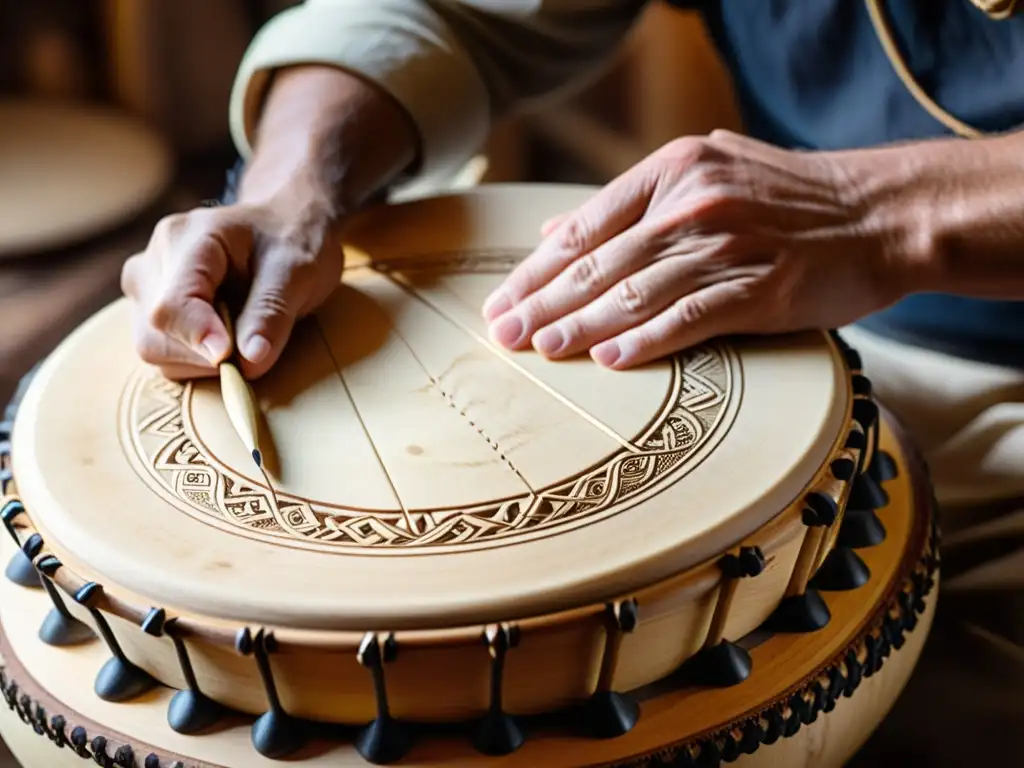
[150, 237, 232, 365]
[233, 255, 304, 379]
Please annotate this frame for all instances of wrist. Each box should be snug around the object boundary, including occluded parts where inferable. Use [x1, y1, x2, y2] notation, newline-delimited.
[835, 132, 1024, 300]
[237, 65, 418, 222]
[832, 143, 943, 301]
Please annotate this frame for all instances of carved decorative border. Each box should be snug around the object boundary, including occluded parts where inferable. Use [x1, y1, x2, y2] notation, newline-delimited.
[121, 271, 741, 553]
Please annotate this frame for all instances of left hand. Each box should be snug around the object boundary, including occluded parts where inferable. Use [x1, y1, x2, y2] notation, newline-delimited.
[482, 130, 906, 369]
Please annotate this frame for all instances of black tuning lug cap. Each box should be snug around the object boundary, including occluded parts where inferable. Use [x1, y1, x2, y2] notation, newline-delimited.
[685, 641, 753, 688]
[355, 716, 416, 765]
[830, 458, 856, 482]
[844, 430, 867, 452]
[37, 561, 95, 646]
[868, 450, 899, 483]
[848, 473, 889, 512]
[168, 689, 225, 736]
[803, 491, 838, 528]
[852, 399, 879, 435]
[141, 608, 167, 637]
[94, 656, 158, 702]
[39, 609, 95, 647]
[251, 708, 306, 760]
[766, 591, 831, 634]
[830, 334, 862, 371]
[837, 507, 887, 549]
[851, 374, 872, 397]
[580, 691, 640, 739]
[6, 539, 41, 589]
[234, 628, 254, 656]
[809, 547, 871, 592]
[472, 709, 525, 757]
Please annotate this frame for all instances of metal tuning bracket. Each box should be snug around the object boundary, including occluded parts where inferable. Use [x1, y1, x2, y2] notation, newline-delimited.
[838, 399, 889, 549]
[768, 492, 835, 633]
[74, 582, 157, 701]
[687, 547, 766, 687]
[472, 623, 524, 756]
[810, 457, 871, 592]
[581, 598, 641, 738]
[35, 555, 94, 646]
[239, 628, 306, 759]
[141, 609, 225, 735]
[2, 498, 40, 588]
[355, 632, 414, 765]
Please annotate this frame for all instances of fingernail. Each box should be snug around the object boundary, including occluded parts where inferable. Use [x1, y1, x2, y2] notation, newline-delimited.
[591, 340, 621, 367]
[199, 334, 230, 365]
[240, 334, 271, 364]
[489, 313, 525, 348]
[533, 326, 564, 356]
[482, 290, 512, 321]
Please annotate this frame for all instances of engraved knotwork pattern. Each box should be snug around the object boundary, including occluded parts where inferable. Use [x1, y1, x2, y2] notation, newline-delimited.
[122, 252, 741, 553]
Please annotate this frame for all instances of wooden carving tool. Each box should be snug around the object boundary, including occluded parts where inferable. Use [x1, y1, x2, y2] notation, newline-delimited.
[214, 300, 280, 509]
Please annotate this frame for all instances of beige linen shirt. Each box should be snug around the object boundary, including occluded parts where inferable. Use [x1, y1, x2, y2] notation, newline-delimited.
[229, 0, 648, 183]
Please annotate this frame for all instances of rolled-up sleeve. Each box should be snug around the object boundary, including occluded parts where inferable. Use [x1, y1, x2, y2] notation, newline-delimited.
[229, 0, 648, 184]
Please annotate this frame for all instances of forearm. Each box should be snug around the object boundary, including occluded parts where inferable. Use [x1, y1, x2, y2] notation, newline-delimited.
[845, 130, 1024, 300]
[237, 66, 418, 221]
[229, 0, 647, 188]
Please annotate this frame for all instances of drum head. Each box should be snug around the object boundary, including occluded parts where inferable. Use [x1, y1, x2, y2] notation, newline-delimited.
[0, 100, 172, 258]
[12, 184, 849, 630]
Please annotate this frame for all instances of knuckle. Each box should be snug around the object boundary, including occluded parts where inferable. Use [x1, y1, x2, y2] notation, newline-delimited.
[120, 254, 142, 297]
[684, 191, 737, 226]
[614, 277, 646, 315]
[147, 296, 177, 333]
[152, 212, 189, 242]
[515, 295, 546, 330]
[568, 252, 602, 291]
[556, 217, 591, 252]
[670, 294, 712, 328]
[661, 136, 721, 166]
[134, 328, 167, 366]
[251, 289, 294, 321]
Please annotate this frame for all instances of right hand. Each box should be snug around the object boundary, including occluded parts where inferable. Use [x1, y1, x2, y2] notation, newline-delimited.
[121, 202, 342, 380]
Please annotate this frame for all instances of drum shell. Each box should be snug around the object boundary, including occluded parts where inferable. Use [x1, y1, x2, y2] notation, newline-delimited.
[36, 493, 809, 724]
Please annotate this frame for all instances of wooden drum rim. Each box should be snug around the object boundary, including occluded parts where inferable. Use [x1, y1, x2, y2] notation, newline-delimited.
[8, 184, 853, 632]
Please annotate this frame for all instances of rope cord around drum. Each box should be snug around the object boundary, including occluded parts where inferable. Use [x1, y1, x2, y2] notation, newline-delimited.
[864, 0, 1020, 139]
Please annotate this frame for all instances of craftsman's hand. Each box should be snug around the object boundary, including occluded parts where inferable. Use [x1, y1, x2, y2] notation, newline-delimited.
[483, 130, 907, 369]
[121, 204, 341, 380]
[121, 65, 418, 380]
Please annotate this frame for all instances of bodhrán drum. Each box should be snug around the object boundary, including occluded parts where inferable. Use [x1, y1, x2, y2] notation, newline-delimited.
[2, 185, 876, 761]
